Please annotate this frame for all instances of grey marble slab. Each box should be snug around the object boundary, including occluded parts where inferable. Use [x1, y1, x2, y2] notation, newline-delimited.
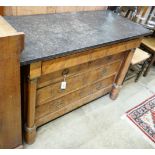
[4, 10, 151, 66]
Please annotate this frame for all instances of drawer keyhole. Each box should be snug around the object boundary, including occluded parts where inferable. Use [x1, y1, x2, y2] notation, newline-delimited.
[61, 69, 69, 90]
[62, 69, 69, 76]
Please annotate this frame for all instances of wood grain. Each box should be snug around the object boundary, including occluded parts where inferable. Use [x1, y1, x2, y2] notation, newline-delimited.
[29, 62, 42, 80]
[38, 53, 124, 88]
[4, 6, 107, 16]
[42, 39, 141, 75]
[37, 61, 121, 105]
[0, 33, 24, 148]
[36, 86, 112, 126]
[0, 6, 4, 16]
[36, 75, 115, 120]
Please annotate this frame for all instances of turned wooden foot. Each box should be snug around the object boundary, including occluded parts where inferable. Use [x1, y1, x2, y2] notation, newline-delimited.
[110, 86, 121, 100]
[25, 125, 36, 144]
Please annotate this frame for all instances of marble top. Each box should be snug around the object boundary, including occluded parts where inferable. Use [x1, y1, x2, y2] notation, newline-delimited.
[5, 10, 151, 65]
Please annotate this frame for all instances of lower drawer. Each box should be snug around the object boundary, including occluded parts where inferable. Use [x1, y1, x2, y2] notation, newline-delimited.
[35, 74, 115, 125]
[36, 60, 121, 105]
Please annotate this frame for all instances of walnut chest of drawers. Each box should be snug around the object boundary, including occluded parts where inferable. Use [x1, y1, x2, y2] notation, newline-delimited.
[21, 38, 141, 144]
[3, 10, 151, 146]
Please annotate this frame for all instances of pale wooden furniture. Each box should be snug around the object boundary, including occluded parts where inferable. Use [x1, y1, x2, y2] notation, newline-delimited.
[125, 48, 150, 82]
[141, 37, 155, 76]
[131, 48, 150, 65]
[142, 37, 155, 51]
[0, 16, 24, 148]
[3, 6, 107, 16]
[0, 6, 4, 16]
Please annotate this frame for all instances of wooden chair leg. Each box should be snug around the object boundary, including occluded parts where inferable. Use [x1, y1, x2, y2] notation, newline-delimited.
[143, 54, 155, 77]
[135, 61, 147, 82]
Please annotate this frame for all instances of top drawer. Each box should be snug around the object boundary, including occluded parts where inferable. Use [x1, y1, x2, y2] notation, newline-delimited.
[41, 39, 141, 75]
[28, 38, 141, 80]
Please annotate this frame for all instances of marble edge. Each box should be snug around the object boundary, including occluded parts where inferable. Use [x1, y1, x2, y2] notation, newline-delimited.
[20, 31, 152, 66]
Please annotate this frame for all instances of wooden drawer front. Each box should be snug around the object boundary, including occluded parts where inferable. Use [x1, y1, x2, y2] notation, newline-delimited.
[38, 53, 125, 88]
[36, 75, 115, 122]
[37, 60, 121, 105]
[41, 39, 141, 75]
